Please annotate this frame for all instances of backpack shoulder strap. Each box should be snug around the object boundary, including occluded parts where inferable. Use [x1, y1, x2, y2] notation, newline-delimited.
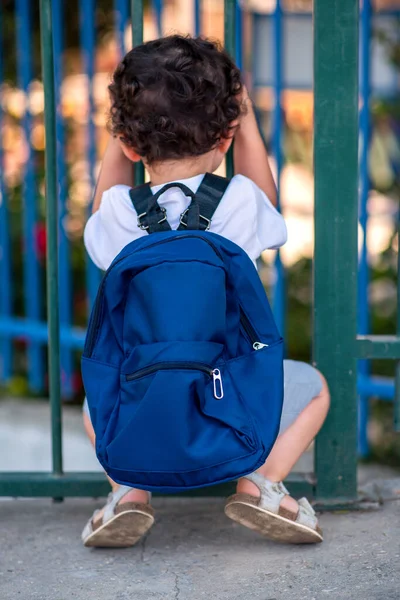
[129, 183, 172, 234]
[178, 173, 230, 231]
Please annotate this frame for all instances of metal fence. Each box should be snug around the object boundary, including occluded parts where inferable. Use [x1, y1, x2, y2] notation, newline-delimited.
[0, 0, 397, 504]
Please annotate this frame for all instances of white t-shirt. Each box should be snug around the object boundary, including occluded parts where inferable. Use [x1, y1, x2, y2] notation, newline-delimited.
[84, 173, 287, 270]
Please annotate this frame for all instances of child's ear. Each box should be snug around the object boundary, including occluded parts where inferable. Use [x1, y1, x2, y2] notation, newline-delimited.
[119, 140, 142, 163]
[218, 135, 234, 155]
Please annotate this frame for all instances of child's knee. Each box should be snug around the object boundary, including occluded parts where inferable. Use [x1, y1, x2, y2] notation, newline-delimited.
[314, 369, 330, 412]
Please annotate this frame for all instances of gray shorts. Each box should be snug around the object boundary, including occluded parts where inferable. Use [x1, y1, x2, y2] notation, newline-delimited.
[83, 360, 322, 436]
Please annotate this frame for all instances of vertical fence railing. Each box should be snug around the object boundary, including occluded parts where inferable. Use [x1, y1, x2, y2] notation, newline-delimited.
[271, 0, 285, 336]
[235, 0, 242, 70]
[194, 0, 201, 36]
[0, 2, 13, 383]
[358, 0, 372, 456]
[16, 0, 43, 392]
[395, 210, 400, 431]
[314, 0, 359, 505]
[131, 0, 145, 186]
[116, 0, 129, 56]
[53, 0, 73, 398]
[224, 0, 236, 179]
[153, 0, 163, 37]
[80, 0, 101, 311]
[39, 0, 63, 478]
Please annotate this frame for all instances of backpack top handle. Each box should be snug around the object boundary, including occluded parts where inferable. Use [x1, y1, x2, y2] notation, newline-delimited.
[129, 173, 230, 234]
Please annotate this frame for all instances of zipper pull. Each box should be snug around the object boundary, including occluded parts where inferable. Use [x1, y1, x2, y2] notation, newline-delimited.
[212, 369, 224, 400]
[253, 342, 269, 351]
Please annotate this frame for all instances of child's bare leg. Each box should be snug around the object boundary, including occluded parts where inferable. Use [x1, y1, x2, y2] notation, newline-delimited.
[83, 411, 149, 519]
[237, 370, 330, 514]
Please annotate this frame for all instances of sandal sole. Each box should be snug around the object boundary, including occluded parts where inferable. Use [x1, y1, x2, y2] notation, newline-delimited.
[84, 509, 154, 548]
[225, 497, 323, 544]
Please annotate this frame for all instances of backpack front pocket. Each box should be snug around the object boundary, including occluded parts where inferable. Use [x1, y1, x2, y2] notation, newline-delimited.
[105, 353, 257, 475]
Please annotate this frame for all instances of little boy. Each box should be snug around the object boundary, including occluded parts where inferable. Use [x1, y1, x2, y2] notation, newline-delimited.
[82, 35, 329, 547]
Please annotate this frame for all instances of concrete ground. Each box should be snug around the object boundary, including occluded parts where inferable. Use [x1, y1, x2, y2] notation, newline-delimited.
[1, 399, 400, 599]
[1, 496, 400, 600]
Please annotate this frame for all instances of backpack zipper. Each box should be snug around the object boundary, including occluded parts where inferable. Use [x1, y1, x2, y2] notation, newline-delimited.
[240, 308, 269, 350]
[126, 361, 224, 399]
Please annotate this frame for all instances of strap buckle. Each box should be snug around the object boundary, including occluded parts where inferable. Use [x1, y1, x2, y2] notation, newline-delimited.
[157, 207, 168, 225]
[137, 207, 167, 231]
[179, 208, 211, 231]
[137, 212, 149, 230]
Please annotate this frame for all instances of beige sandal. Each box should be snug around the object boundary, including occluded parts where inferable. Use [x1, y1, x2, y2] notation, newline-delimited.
[82, 485, 154, 548]
[225, 472, 323, 544]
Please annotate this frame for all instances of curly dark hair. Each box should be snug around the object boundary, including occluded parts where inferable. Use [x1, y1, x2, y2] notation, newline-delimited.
[108, 35, 243, 163]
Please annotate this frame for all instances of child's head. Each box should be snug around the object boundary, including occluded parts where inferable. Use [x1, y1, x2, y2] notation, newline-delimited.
[108, 35, 243, 171]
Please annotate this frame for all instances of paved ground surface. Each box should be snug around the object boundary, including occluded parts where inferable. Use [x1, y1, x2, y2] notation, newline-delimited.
[1, 399, 400, 599]
[1, 496, 400, 600]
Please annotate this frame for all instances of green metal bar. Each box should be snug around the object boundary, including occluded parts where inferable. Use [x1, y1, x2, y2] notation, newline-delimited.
[356, 335, 400, 359]
[39, 0, 63, 476]
[130, 0, 143, 48]
[131, 0, 144, 185]
[395, 212, 400, 430]
[0, 472, 313, 499]
[224, 0, 236, 179]
[313, 0, 359, 503]
[394, 362, 400, 431]
[0, 473, 110, 498]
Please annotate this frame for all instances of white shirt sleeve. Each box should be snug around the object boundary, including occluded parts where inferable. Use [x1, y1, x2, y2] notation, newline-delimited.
[84, 185, 144, 271]
[251, 178, 287, 251]
[210, 175, 287, 262]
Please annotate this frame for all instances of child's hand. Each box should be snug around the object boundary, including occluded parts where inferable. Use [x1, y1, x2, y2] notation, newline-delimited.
[234, 85, 256, 136]
[240, 85, 253, 113]
[233, 85, 277, 205]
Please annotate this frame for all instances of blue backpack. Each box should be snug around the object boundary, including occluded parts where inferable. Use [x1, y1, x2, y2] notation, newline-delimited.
[82, 174, 284, 493]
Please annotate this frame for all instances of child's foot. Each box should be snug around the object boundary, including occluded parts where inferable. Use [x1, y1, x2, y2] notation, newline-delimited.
[82, 485, 154, 548]
[224, 472, 323, 544]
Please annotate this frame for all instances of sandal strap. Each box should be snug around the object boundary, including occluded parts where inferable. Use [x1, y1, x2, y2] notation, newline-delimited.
[244, 472, 290, 514]
[296, 497, 318, 529]
[243, 473, 319, 531]
[103, 485, 136, 524]
[81, 486, 151, 542]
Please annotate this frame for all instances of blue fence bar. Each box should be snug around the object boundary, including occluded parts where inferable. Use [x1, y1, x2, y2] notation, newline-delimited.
[271, 0, 285, 337]
[0, 317, 85, 348]
[194, 0, 201, 36]
[153, 0, 163, 37]
[53, 0, 74, 398]
[0, 3, 12, 383]
[79, 0, 101, 311]
[235, 0, 243, 70]
[358, 0, 372, 456]
[115, 0, 129, 56]
[16, 0, 43, 392]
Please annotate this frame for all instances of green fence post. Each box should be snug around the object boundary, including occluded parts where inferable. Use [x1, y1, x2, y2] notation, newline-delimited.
[394, 213, 400, 431]
[224, 0, 236, 179]
[39, 0, 63, 477]
[313, 0, 359, 505]
[131, 0, 145, 185]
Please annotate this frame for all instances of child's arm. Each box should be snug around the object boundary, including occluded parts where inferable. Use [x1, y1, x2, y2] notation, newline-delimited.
[92, 136, 134, 213]
[234, 89, 277, 207]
